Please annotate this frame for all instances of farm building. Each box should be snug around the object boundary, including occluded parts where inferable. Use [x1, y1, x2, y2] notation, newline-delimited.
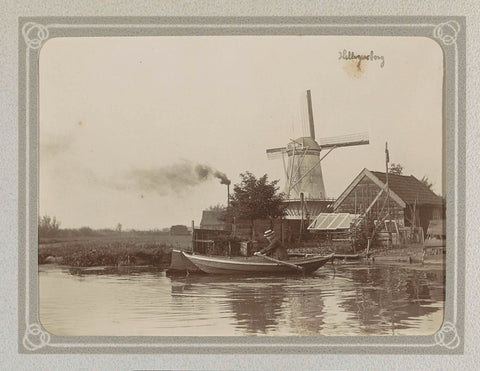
[333, 168, 445, 235]
[170, 225, 191, 235]
[199, 210, 229, 230]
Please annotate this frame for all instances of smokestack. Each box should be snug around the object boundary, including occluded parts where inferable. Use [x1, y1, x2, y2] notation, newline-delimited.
[306, 90, 316, 140]
[227, 183, 230, 208]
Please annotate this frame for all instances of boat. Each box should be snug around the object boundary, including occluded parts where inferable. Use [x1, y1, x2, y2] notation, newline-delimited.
[167, 249, 202, 274]
[180, 251, 334, 275]
[424, 220, 446, 250]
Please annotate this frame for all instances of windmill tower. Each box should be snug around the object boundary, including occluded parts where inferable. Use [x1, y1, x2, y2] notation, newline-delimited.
[266, 90, 369, 220]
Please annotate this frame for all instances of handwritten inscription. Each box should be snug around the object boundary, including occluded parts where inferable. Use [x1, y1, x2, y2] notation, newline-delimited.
[339, 50, 385, 68]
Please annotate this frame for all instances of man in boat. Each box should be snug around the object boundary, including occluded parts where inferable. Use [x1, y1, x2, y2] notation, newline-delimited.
[254, 229, 289, 260]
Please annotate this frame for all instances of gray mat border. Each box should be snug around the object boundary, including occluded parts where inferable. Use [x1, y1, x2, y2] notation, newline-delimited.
[18, 16, 466, 354]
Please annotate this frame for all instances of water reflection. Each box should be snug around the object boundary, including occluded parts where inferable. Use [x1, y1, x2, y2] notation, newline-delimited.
[169, 275, 303, 334]
[335, 266, 445, 335]
[39, 263, 444, 336]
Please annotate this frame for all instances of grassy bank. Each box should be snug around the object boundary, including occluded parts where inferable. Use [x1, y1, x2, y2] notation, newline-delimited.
[38, 235, 192, 267]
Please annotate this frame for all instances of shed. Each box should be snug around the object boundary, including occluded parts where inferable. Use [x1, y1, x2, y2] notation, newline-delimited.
[333, 168, 445, 234]
[200, 210, 228, 230]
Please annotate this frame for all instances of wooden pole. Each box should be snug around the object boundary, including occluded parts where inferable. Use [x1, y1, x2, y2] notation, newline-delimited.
[259, 253, 305, 274]
[227, 183, 230, 208]
[191, 220, 195, 254]
[299, 192, 304, 243]
[385, 142, 392, 249]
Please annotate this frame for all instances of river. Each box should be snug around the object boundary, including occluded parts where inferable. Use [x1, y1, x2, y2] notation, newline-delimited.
[39, 262, 444, 336]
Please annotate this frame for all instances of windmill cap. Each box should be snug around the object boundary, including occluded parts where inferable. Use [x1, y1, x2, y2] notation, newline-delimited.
[264, 229, 275, 238]
[287, 136, 320, 150]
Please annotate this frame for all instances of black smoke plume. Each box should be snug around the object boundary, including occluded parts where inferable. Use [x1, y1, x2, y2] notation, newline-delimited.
[195, 164, 231, 185]
[123, 161, 231, 195]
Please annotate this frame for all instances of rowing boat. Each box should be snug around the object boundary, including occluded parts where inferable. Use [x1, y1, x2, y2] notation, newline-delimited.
[180, 251, 334, 275]
[167, 249, 202, 274]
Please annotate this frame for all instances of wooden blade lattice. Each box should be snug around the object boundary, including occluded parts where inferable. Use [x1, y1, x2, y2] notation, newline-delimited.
[318, 132, 369, 149]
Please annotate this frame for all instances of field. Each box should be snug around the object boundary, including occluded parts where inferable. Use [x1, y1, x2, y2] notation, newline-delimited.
[38, 233, 192, 267]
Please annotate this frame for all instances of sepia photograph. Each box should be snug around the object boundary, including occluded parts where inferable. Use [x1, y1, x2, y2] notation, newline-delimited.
[38, 35, 446, 337]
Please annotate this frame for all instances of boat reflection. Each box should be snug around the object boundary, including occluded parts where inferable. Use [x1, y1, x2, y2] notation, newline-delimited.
[168, 274, 326, 335]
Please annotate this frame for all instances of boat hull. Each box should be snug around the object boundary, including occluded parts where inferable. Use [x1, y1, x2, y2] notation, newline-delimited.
[182, 252, 333, 275]
[167, 249, 202, 274]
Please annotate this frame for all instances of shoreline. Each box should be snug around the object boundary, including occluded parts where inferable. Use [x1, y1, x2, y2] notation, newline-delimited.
[38, 239, 176, 267]
[39, 237, 444, 269]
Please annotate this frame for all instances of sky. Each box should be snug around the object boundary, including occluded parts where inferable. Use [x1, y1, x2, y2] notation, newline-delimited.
[39, 36, 443, 230]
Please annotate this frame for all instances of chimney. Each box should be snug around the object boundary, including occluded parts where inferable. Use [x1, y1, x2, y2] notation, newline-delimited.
[227, 183, 230, 208]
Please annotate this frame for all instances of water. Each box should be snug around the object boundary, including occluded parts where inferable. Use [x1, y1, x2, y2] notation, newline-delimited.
[39, 263, 444, 336]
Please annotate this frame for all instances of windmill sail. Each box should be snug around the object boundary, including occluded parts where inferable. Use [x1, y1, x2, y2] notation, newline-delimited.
[318, 132, 369, 149]
[306, 90, 315, 140]
[266, 146, 287, 160]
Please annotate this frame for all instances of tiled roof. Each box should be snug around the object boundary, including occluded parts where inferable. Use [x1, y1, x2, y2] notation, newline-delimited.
[370, 171, 443, 206]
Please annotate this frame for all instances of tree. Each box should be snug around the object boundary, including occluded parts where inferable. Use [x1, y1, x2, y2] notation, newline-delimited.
[116, 223, 122, 233]
[207, 203, 227, 212]
[38, 215, 61, 238]
[228, 172, 286, 239]
[420, 176, 433, 190]
[388, 163, 403, 175]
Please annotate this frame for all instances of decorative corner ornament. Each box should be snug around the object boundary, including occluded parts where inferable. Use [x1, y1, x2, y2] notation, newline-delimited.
[23, 323, 51, 351]
[22, 22, 49, 50]
[434, 321, 460, 349]
[433, 21, 460, 46]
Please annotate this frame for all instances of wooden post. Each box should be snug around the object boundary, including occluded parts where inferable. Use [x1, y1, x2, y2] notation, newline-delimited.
[298, 192, 304, 243]
[191, 220, 195, 254]
[281, 217, 285, 244]
[385, 142, 392, 249]
[227, 183, 230, 208]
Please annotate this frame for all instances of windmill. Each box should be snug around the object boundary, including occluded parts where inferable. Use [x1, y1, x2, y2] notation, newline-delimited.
[266, 90, 369, 220]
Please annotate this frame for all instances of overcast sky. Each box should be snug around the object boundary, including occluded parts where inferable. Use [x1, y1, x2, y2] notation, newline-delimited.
[39, 36, 443, 230]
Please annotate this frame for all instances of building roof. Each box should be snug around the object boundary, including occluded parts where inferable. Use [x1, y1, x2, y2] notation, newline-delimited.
[308, 213, 358, 231]
[333, 168, 443, 211]
[200, 210, 226, 227]
[370, 171, 443, 206]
